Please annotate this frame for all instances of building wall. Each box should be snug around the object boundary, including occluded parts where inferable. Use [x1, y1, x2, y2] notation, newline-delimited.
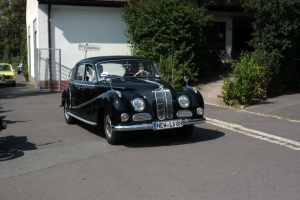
[27, 2, 130, 88]
[206, 11, 233, 64]
[26, 2, 252, 89]
[51, 5, 130, 71]
[26, 0, 39, 84]
[207, 11, 254, 64]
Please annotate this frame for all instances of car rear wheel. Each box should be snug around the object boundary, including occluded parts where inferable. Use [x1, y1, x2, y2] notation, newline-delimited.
[104, 112, 122, 145]
[175, 125, 194, 137]
[64, 102, 76, 124]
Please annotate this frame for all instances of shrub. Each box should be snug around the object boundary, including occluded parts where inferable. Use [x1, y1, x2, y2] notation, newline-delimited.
[246, 0, 300, 94]
[222, 52, 268, 105]
[122, 0, 222, 87]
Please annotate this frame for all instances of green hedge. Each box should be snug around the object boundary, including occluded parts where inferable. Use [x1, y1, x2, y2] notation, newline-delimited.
[246, 0, 300, 95]
[122, 0, 222, 87]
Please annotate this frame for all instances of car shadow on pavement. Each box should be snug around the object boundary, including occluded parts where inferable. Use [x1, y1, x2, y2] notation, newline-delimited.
[122, 127, 225, 148]
[0, 135, 37, 161]
[0, 116, 27, 125]
[0, 109, 12, 114]
[77, 122, 225, 148]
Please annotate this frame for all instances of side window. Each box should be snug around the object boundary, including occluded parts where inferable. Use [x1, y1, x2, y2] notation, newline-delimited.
[75, 64, 84, 81]
[85, 64, 97, 81]
[96, 63, 103, 79]
[69, 67, 76, 80]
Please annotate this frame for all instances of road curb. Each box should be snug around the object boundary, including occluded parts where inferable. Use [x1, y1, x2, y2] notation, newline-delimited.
[206, 117, 300, 151]
[205, 102, 300, 124]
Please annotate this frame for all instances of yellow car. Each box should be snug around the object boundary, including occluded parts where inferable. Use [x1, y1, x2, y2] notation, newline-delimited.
[0, 63, 16, 87]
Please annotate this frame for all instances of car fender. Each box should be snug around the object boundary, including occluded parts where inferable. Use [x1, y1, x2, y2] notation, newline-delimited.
[180, 86, 205, 113]
[93, 90, 134, 124]
[61, 86, 70, 106]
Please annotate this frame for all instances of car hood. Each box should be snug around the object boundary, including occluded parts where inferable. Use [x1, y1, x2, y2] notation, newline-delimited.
[0, 71, 14, 76]
[110, 77, 175, 92]
[107, 77, 185, 103]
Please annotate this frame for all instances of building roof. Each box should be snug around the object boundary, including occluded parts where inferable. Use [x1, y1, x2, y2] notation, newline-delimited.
[37, 0, 127, 7]
[37, 0, 245, 12]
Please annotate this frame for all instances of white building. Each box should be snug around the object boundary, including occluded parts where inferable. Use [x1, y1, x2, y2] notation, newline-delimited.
[26, 0, 253, 90]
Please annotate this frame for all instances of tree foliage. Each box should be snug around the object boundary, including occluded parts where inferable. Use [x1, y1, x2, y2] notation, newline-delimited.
[222, 52, 268, 105]
[20, 25, 28, 81]
[123, 0, 223, 87]
[246, 0, 300, 94]
[0, 0, 26, 62]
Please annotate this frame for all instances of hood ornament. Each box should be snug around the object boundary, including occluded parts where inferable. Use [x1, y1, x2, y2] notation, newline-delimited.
[183, 76, 189, 86]
[106, 78, 121, 97]
[106, 78, 113, 91]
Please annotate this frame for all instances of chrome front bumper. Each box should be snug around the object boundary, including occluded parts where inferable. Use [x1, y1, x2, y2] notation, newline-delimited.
[111, 118, 206, 131]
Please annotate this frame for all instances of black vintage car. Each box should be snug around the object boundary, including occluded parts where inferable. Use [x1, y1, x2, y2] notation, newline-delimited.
[60, 56, 205, 144]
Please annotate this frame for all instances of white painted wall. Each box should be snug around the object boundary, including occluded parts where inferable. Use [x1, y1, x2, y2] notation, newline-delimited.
[26, 2, 130, 84]
[51, 5, 130, 72]
[26, 0, 39, 82]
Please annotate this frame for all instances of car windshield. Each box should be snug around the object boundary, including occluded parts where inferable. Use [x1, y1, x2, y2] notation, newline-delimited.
[95, 60, 161, 79]
[0, 65, 12, 71]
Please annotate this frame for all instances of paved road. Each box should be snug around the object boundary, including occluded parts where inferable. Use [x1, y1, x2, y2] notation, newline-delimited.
[0, 74, 300, 200]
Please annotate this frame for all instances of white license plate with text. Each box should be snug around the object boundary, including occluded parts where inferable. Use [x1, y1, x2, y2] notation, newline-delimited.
[153, 120, 183, 130]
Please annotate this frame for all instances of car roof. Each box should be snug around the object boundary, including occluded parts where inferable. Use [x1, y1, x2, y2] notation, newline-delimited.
[77, 55, 152, 64]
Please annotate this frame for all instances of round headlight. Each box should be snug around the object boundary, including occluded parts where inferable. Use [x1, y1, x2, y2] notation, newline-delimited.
[178, 95, 190, 108]
[132, 98, 146, 112]
[197, 107, 204, 115]
[121, 113, 129, 122]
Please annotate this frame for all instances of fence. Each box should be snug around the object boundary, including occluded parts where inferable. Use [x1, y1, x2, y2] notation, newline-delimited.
[36, 48, 61, 91]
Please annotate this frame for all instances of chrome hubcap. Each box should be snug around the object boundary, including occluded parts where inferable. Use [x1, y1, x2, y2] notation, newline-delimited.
[105, 115, 112, 138]
[64, 104, 69, 120]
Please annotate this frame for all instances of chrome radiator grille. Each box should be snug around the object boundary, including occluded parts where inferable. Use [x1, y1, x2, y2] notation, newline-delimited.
[154, 88, 173, 120]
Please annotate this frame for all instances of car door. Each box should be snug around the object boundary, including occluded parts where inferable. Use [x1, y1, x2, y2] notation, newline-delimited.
[68, 64, 84, 116]
[77, 63, 99, 121]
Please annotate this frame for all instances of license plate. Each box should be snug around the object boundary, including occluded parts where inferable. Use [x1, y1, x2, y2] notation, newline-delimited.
[153, 120, 183, 130]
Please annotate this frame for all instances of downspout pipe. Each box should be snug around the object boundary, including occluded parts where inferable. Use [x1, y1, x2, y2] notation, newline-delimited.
[48, 0, 52, 88]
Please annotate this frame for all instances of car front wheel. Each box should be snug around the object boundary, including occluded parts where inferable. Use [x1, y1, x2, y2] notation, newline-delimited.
[64, 102, 76, 124]
[175, 125, 194, 137]
[104, 112, 122, 145]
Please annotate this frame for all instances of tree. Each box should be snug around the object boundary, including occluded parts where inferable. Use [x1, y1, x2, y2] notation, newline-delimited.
[122, 0, 222, 87]
[246, 0, 300, 94]
[0, 0, 26, 61]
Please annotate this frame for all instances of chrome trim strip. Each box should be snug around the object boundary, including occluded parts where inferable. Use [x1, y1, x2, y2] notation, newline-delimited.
[176, 110, 193, 117]
[67, 112, 97, 126]
[111, 117, 206, 131]
[164, 89, 173, 119]
[137, 78, 162, 87]
[133, 113, 152, 121]
[155, 88, 165, 120]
